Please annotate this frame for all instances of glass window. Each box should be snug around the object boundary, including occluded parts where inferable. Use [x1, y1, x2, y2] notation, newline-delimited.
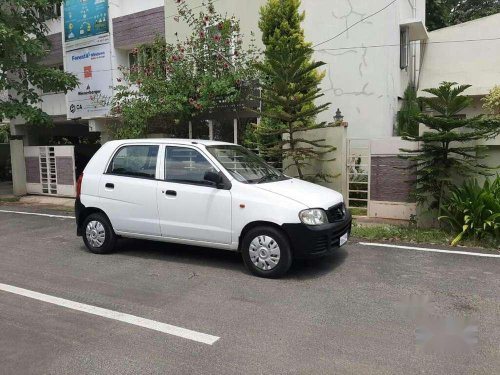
[400, 27, 409, 70]
[207, 145, 288, 184]
[165, 147, 216, 185]
[108, 145, 158, 178]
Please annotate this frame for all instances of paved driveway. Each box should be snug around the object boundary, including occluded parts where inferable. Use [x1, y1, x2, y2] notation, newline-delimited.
[0, 208, 499, 374]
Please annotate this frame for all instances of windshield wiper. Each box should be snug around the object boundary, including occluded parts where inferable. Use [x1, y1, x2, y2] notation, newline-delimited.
[256, 174, 279, 184]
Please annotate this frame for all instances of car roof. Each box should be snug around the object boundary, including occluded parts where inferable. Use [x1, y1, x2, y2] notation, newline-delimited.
[106, 139, 237, 147]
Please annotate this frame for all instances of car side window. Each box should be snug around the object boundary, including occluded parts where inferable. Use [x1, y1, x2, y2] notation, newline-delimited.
[107, 145, 159, 179]
[165, 146, 216, 185]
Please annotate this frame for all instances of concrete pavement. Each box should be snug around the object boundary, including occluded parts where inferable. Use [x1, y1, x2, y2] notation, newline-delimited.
[0, 207, 499, 374]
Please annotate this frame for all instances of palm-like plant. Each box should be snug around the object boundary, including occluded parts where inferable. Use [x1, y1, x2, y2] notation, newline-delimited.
[439, 177, 500, 246]
[401, 82, 500, 215]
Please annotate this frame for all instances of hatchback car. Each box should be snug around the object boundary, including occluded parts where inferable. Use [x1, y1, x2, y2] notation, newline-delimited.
[75, 139, 351, 278]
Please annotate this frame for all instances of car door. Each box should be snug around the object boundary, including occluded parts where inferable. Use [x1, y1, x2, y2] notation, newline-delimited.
[157, 145, 232, 245]
[99, 144, 161, 236]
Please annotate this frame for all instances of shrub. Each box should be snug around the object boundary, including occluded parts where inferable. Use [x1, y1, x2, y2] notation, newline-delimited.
[439, 177, 500, 246]
[482, 85, 500, 115]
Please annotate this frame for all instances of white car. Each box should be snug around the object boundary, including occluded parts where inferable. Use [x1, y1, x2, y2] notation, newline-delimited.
[75, 139, 351, 278]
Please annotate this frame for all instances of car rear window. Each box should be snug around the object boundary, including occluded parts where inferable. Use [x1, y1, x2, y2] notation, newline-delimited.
[107, 145, 159, 179]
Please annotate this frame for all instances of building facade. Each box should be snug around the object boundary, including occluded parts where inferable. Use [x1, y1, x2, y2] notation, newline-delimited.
[9, 0, 166, 146]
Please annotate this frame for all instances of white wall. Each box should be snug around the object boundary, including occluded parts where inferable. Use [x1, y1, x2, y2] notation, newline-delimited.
[305, 0, 425, 139]
[118, 0, 164, 17]
[40, 93, 66, 116]
[419, 13, 500, 97]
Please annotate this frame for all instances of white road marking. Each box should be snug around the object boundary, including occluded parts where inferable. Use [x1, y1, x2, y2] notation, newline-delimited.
[359, 242, 500, 258]
[0, 209, 75, 219]
[0, 283, 220, 345]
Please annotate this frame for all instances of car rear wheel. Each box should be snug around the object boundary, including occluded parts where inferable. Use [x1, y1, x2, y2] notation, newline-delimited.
[82, 213, 116, 254]
[241, 226, 292, 278]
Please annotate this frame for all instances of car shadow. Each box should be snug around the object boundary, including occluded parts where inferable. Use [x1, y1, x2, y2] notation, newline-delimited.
[105, 238, 348, 280]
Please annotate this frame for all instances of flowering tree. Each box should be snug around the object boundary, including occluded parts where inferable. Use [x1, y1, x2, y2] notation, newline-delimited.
[107, 0, 259, 139]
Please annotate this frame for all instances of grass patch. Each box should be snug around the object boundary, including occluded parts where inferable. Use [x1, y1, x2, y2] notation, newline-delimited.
[349, 207, 367, 216]
[0, 197, 20, 203]
[351, 223, 498, 249]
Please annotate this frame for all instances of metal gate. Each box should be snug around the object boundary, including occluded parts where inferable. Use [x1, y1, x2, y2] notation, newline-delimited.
[346, 139, 370, 216]
[24, 145, 76, 197]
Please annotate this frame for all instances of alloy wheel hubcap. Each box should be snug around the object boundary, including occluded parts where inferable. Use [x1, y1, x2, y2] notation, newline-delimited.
[86, 220, 105, 248]
[249, 235, 280, 271]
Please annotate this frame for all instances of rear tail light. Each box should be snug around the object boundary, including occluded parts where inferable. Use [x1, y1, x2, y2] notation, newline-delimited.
[76, 173, 83, 199]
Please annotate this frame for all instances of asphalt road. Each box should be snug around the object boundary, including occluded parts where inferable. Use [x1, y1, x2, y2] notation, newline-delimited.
[0, 207, 499, 375]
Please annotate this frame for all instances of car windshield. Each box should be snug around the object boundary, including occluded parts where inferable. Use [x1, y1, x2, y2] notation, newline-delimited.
[206, 145, 289, 184]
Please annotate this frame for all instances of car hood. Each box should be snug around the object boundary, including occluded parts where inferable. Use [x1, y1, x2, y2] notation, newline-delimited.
[255, 178, 344, 209]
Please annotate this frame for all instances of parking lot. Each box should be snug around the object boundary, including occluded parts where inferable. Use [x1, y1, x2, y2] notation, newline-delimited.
[0, 208, 499, 374]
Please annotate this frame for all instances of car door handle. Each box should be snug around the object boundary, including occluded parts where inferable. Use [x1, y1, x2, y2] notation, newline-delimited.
[105, 183, 114, 189]
[165, 190, 177, 197]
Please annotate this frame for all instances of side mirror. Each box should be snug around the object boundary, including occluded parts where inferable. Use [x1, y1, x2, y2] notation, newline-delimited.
[204, 171, 224, 188]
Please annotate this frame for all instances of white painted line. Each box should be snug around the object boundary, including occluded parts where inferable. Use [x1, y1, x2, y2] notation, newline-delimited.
[0, 283, 220, 345]
[359, 242, 500, 258]
[0, 209, 75, 219]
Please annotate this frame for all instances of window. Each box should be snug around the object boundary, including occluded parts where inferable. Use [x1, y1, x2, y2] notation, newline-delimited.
[400, 27, 409, 70]
[207, 145, 288, 184]
[107, 145, 159, 178]
[165, 147, 216, 185]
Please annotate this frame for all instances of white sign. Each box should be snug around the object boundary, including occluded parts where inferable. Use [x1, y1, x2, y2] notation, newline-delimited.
[66, 43, 113, 119]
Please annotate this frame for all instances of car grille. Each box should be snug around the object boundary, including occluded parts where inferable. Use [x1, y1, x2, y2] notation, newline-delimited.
[310, 220, 352, 254]
[327, 203, 346, 223]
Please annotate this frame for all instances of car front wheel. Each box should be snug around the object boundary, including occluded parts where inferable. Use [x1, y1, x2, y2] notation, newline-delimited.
[82, 213, 116, 254]
[241, 226, 292, 278]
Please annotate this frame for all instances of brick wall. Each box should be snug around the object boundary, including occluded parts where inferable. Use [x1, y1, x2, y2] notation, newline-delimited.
[370, 156, 416, 202]
[41, 33, 63, 66]
[113, 7, 165, 49]
[25, 157, 40, 184]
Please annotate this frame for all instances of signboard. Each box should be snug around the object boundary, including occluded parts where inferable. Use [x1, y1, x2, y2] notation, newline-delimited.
[64, 0, 109, 50]
[66, 43, 113, 119]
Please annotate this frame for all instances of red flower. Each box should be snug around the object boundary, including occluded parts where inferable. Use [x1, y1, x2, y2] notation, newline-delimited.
[204, 15, 209, 22]
[217, 22, 224, 30]
[223, 63, 229, 69]
[213, 34, 221, 42]
[199, 31, 205, 38]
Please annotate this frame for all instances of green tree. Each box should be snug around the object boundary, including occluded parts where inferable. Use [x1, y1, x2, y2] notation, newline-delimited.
[401, 82, 500, 216]
[449, 0, 500, 25]
[0, 1, 78, 125]
[426, 0, 500, 31]
[396, 85, 420, 137]
[255, 0, 334, 180]
[426, 0, 452, 31]
[108, 0, 259, 139]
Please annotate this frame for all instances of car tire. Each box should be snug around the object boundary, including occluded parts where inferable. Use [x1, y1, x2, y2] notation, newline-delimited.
[241, 226, 292, 278]
[82, 213, 116, 254]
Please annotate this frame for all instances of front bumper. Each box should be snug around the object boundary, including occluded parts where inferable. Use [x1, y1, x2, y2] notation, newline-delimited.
[282, 212, 352, 258]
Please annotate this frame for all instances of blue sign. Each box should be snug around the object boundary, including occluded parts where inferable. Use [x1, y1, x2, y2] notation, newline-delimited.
[64, 0, 109, 43]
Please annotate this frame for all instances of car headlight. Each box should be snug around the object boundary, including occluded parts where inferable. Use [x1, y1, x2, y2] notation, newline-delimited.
[299, 209, 328, 226]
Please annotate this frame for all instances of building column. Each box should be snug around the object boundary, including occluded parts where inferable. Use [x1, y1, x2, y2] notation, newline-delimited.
[188, 121, 193, 139]
[10, 139, 27, 196]
[207, 120, 213, 140]
[233, 118, 238, 144]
